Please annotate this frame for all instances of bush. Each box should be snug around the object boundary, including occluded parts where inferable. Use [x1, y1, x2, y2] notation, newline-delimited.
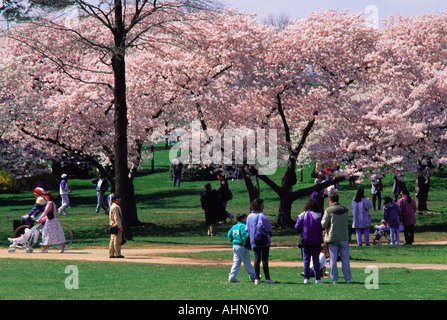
[169, 165, 218, 182]
[0, 172, 59, 194]
[0, 172, 20, 193]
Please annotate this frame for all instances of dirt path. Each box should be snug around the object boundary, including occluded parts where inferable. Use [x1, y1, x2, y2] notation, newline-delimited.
[3, 244, 447, 270]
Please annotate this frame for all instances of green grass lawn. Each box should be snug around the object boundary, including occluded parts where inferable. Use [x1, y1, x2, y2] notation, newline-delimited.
[1, 258, 446, 300]
[1, 145, 447, 300]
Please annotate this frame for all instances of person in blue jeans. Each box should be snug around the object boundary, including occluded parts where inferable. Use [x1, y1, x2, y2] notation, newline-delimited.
[321, 193, 352, 284]
[295, 198, 325, 284]
[246, 198, 274, 284]
[227, 213, 256, 283]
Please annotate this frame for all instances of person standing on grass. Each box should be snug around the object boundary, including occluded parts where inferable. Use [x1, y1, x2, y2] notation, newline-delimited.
[171, 155, 183, 187]
[37, 191, 66, 253]
[58, 173, 72, 215]
[321, 193, 352, 284]
[217, 173, 234, 223]
[295, 198, 325, 284]
[370, 172, 384, 210]
[92, 173, 109, 214]
[227, 213, 256, 283]
[351, 187, 373, 246]
[397, 189, 417, 245]
[246, 198, 274, 284]
[200, 183, 225, 237]
[383, 195, 402, 245]
[109, 195, 124, 258]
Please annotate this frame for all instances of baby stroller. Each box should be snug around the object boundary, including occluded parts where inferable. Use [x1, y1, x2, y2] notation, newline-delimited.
[9, 218, 73, 253]
[8, 224, 41, 253]
[372, 220, 391, 246]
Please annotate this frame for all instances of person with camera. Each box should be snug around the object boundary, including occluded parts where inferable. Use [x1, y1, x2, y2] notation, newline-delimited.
[109, 195, 124, 258]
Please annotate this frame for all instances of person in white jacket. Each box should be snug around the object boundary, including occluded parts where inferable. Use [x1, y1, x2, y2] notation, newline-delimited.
[58, 174, 72, 215]
[351, 187, 373, 246]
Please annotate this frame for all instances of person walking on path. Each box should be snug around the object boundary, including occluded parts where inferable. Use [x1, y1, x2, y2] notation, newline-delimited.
[351, 187, 373, 246]
[58, 174, 72, 215]
[92, 173, 109, 214]
[397, 189, 417, 245]
[383, 195, 402, 245]
[246, 198, 274, 284]
[295, 198, 324, 284]
[37, 191, 66, 253]
[321, 193, 352, 284]
[227, 213, 256, 283]
[109, 195, 124, 258]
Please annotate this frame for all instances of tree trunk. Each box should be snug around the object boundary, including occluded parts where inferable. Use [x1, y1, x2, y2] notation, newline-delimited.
[416, 176, 430, 212]
[241, 168, 260, 202]
[277, 192, 295, 227]
[111, 0, 139, 240]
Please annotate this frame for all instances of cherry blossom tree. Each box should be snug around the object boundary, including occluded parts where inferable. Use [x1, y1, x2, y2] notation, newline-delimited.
[0, 0, 219, 239]
[307, 12, 447, 212]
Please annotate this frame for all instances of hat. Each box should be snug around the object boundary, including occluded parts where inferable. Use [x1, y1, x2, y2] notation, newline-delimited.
[61, 174, 68, 179]
[34, 187, 45, 195]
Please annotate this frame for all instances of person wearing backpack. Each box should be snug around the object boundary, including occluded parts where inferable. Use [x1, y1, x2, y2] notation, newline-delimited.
[295, 198, 325, 284]
[246, 198, 274, 284]
[227, 213, 256, 283]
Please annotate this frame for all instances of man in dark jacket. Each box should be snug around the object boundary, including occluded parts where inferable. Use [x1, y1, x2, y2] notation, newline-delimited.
[217, 173, 234, 223]
[201, 183, 225, 236]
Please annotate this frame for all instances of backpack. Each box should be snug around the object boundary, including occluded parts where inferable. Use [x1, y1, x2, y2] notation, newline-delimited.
[253, 214, 268, 246]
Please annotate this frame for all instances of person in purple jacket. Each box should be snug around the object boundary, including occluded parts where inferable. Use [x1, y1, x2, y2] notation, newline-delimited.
[246, 198, 273, 284]
[295, 198, 325, 284]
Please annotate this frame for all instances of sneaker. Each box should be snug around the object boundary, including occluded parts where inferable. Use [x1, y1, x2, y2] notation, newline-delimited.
[331, 280, 337, 284]
[229, 278, 240, 283]
[265, 279, 274, 284]
[303, 279, 310, 284]
[254, 279, 261, 284]
[346, 280, 351, 284]
[315, 279, 325, 284]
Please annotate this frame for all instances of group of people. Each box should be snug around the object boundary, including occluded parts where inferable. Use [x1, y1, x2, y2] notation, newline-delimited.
[200, 174, 234, 236]
[352, 186, 417, 246]
[226, 193, 352, 285]
[20, 172, 122, 256]
[226, 181, 418, 285]
[21, 186, 67, 253]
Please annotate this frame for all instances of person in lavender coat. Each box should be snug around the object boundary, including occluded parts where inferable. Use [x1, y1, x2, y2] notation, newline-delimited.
[295, 198, 325, 284]
[351, 188, 373, 246]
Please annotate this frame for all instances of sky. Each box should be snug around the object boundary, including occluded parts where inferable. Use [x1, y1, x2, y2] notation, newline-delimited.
[220, 0, 447, 22]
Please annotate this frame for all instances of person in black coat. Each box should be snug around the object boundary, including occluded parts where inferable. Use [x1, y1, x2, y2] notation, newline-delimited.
[217, 173, 234, 223]
[201, 183, 226, 236]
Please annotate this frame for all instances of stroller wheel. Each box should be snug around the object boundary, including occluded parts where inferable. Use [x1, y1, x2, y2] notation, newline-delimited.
[26, 249, 33, 253]
[8, 249, 15, 253]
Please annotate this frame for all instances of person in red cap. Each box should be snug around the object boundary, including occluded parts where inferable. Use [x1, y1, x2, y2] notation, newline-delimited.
[22, 187, 47, 225]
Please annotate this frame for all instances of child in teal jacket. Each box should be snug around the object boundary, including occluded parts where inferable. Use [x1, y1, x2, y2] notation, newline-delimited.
[227, 213, 256, 283]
